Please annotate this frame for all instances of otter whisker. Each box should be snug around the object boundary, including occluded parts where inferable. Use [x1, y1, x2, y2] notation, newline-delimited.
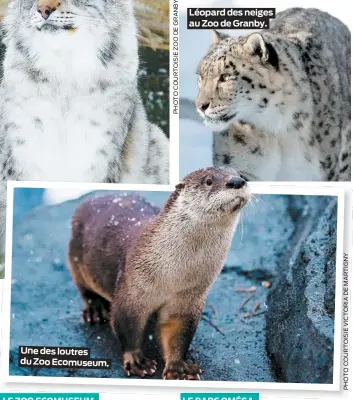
[245, 195, 265, 216]
[238, 211, 244, 243]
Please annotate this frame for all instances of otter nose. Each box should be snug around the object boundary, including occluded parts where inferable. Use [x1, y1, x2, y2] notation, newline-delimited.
[37, 0, 60, 20]
[226, 177, 246, 189]
[197, 102, 210, 113]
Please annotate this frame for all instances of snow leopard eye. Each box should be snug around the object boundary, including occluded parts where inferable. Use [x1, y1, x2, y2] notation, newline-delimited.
[219, 73, 231, 82]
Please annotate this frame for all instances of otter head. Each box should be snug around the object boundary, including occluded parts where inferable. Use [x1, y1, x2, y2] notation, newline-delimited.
[167, 166, 251, 223]
[196, 31, 285, 133]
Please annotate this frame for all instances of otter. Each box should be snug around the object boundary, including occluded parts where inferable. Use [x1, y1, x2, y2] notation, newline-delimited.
[68, 167, 251, 380]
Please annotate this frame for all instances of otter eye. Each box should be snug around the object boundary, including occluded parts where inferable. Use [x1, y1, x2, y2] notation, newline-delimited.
[205, 178, 213, 186]
[219, 73, 230, 82]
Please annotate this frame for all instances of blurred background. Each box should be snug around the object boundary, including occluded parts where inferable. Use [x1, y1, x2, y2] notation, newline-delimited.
[0, 0, 169, 137]
[179, 0, 351, 177]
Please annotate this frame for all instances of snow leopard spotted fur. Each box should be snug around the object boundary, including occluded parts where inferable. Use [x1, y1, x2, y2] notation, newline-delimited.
[0, 0, 169, 255]
[196, 8, 350, 182]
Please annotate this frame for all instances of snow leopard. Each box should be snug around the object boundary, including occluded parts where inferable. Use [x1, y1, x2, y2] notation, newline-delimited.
[0, 0, 169, 256]
[196, 8, 350, 181]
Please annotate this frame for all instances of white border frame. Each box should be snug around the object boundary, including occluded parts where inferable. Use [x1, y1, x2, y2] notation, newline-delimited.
[1, 180, 346, 392]
[169, 0, 179, 185]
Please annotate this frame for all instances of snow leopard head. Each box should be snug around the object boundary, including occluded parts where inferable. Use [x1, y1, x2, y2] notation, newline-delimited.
[196, 31, 295, 134]
[3, 0, 137, 77]
[6, 0, 130, 32]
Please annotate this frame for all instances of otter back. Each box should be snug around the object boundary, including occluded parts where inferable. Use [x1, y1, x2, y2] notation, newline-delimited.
[69, 193, 159, 300]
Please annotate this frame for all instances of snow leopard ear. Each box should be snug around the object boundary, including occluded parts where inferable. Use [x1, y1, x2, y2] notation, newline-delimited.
[244, 33, 279, 70]
[212, 30, 229, 45]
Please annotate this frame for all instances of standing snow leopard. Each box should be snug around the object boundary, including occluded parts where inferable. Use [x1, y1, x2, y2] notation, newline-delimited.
[196, 8, 350, 181]
[0, 0, 169, 255]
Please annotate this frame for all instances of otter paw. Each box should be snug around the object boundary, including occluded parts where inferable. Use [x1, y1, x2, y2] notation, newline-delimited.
[82, 298, 110, 326]
[163, 361, 202, 380]
[123, 351, 157, 378]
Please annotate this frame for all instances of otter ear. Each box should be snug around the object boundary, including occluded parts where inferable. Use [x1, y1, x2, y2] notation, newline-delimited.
[212, 30, 229, 45]
[175, 182, 185, 191]
[243, 33, 279, 70]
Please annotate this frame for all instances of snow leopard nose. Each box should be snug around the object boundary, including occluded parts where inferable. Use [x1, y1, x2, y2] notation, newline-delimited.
[37, 5, 54, 20]
[197, 102, 210, 113]
[37, 0, 60, 20]
[226, 177, 246, 189]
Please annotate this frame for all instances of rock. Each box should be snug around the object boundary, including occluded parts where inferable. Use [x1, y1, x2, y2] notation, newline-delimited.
[266, 196, 337, 384]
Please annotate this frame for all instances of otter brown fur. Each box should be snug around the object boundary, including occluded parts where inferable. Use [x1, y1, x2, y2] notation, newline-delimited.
[68, 167, 251, 380]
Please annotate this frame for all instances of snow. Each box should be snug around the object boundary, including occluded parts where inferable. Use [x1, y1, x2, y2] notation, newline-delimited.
[44, 188, 91, 205]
